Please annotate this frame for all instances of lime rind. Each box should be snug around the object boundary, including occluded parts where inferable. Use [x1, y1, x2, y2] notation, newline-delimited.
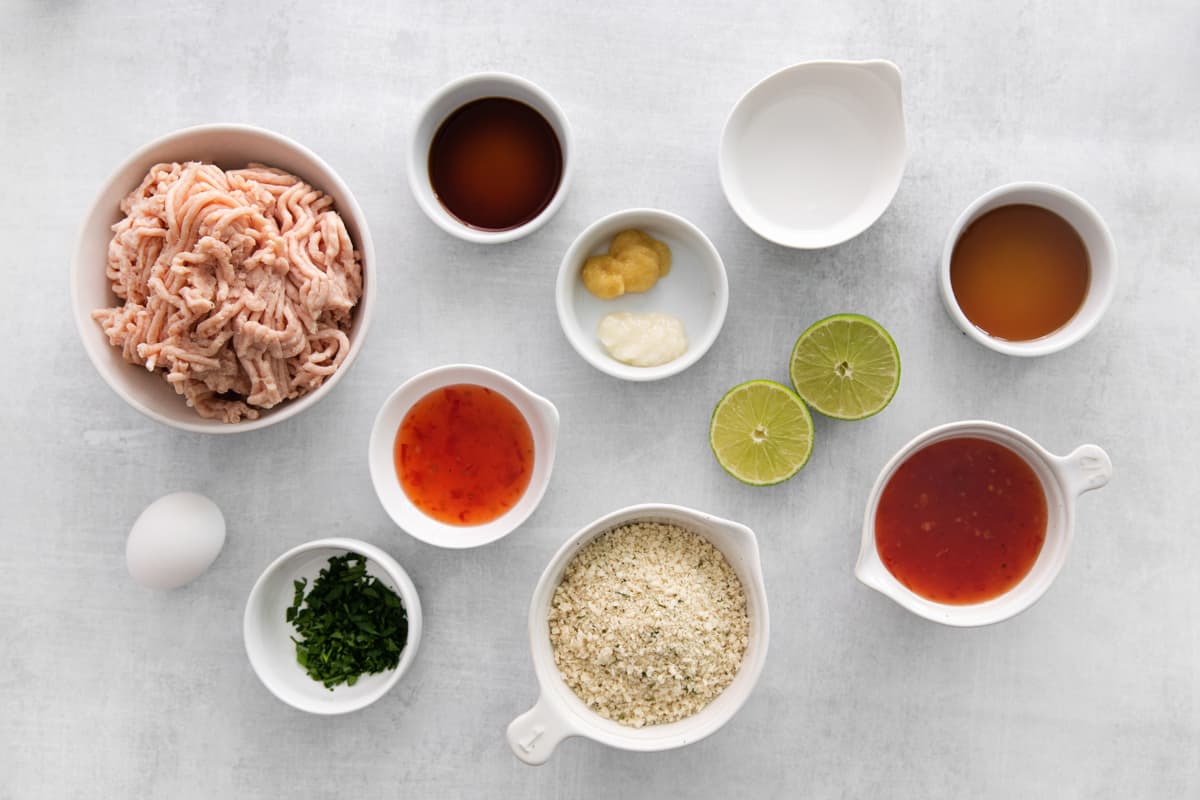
[709, 379, 814, 486]
[789, 313, 900, 421]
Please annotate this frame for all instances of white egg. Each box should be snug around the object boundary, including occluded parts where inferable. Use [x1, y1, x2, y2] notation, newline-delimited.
[126, 492, 226, 589]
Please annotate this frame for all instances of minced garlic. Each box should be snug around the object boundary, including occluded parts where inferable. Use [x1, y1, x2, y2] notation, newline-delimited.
[597, 311, 688, 367]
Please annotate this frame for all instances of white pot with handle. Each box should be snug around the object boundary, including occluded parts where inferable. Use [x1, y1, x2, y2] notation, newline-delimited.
[855, 420, 1112, 627]
[507, 503, 770, 764]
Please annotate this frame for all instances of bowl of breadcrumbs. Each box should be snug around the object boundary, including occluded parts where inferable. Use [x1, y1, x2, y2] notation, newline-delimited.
[506, 503, 769, 764]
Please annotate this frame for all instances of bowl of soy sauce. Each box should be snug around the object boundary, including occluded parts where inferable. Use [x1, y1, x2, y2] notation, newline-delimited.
[408, 72, 572, 243]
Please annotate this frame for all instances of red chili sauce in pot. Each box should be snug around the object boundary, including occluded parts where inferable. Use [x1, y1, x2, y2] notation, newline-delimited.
[874, 437, 1047, 604]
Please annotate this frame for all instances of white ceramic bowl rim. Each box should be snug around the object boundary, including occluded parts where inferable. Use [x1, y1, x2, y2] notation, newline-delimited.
[506, 503, 770, 764]
[368, 364, 560, 549]
[70, 122, 376, 433]
[243, 537, 422, 715]
[554, 208, 730, 382]
[938, 181, 1118, 357]
[407, 71, 574, 243]
[718, 59, 906, 249]
[855, 420, 1112, 627]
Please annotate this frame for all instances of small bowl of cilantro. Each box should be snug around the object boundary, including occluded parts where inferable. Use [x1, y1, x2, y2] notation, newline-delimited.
[243, 538, 421, 714]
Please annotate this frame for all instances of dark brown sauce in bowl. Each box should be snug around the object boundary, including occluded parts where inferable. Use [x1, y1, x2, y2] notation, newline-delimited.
[428, 97, 563, 231]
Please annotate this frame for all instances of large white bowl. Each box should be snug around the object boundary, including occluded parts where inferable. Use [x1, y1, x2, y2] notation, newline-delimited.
[243, 537, 422, 715]
[70, 123, 376, 433]
[719, 60, 906, 249]
[555, 208, 729, 381]
[368, 364, 560, 549]
[507, 504, 769, 764]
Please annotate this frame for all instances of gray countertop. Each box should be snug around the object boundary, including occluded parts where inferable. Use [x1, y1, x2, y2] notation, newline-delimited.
[2, 1, 1197, 797]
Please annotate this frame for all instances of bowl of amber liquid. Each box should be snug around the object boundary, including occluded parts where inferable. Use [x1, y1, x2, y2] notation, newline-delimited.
[855, 420, 1112, 626]
[940, 182, 1117, 356]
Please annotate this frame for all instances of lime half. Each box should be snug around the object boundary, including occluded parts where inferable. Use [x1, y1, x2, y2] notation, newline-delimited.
[710, 380, 814, 486]
[789, 313, 900, 421]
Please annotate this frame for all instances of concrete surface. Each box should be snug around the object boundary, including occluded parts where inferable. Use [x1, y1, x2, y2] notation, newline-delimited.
[1, 0, 1197, 797]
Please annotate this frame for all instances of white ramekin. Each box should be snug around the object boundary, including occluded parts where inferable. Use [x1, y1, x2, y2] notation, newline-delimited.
[243, 537, 422, 715]
[555, 208, 729, 381]
[719, 60, 906, 249]
[407, 72, 573, 243]
[368, 364, 559, 549]
[939, 182, 1117, 356]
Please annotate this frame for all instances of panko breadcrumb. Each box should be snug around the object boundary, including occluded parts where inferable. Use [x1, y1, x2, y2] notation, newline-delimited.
[547, 521, 749, 727]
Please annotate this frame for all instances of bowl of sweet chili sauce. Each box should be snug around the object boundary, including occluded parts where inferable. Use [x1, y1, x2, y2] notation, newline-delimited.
[855, 420, 1112, 626]
[939, 182, 1117, 357]
[368, 365, 559, 548]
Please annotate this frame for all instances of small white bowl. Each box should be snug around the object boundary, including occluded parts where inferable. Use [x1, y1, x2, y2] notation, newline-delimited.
[407, 72, 573, 243]
[70, 123, 376, 433]
[507, 503, 769, 765]
[719, 60, 906, 249]
[939, 182, 1118, 356]
[855, 420, 1112, 627]
[243, 537, 422, 715]
[555, 209, 729, 381]
[368, 364, 560, 548]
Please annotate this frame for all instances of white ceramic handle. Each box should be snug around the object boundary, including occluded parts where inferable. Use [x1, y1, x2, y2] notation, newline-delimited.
[860, 59, 902, 94]
[506, 694, 577, 765]
[711, 516, 757, 552]
[530, 392, 560, 435]
[853, 546, 891, 594]
[1057, 444, 1112, 496]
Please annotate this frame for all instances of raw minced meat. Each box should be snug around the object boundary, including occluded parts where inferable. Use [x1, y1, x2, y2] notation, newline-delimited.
[93, 162, 362, 422]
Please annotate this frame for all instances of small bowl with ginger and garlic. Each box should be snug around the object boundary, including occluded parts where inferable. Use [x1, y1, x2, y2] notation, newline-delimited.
[555, 208, 729, 382]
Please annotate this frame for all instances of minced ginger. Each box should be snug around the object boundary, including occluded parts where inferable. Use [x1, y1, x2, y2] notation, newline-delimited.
[581, 229, 672, 299]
